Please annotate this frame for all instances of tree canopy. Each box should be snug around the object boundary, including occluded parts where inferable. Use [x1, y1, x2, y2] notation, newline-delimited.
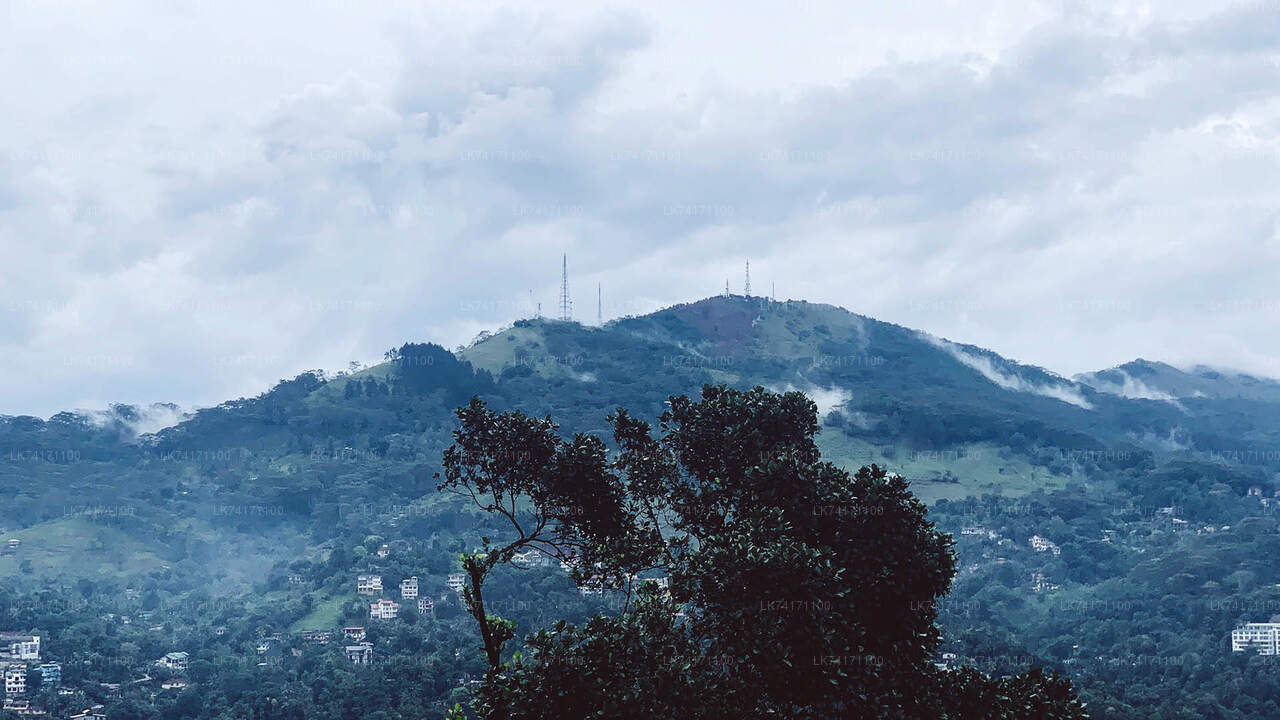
[439, 384, 1088, 719]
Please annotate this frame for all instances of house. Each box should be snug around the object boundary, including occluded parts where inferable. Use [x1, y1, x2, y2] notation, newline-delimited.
[344, 642, 373, 666]
[446, 573, 467, 595]
[0, 635, 40, 661]
[342, 627, 366, 642]
[1028, 536, 1061, 556]
[3, 539, 18, 553]
[156, 652, 189, 672]
[377, 544, 391, 558]
[357, 575, 383, 596]
[512, 550, 553, 568]
[1248, 486, 1264, 497]
[400, 577, 419, 599]
[1030, 572, 1059, 592]
[35, 663, 60, 686]
[579, 575, 605, 597]
[4, 664, 26, 696]
[1232, 623, 1280, 654]
[68, 706, 107, 720]
[162, 680, 188, 691]
[369, 599, 400, 620]
[418, 597, 435, 615]
[299, 630, 331, 645]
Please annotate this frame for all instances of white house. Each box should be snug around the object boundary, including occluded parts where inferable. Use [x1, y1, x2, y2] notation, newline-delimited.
[3, 665, 25, 696]
[400, 577, 419, 599]
[418, 597, 435, 615]
[0, 635, 39, 661]
[344, 643, 373, 666]
[357, 575, 383, 596]
[1028, 535, 1061, 556]
[446, 573, 467, 595]
[1232, 623, 1280, 654]
[342, 627, 366, 642]
[156, 652, 189, 672]
[369, 599, 400, 620]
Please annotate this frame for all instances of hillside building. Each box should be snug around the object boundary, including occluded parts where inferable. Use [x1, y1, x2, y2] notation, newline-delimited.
[369, 599, 400, 620]
[357, 575, 383, 596]
[400, 577, 418, 599]
[344, 643, 373, 666]
[447, 572, 467, 592]
[156, 652, 189, 672]
[36, 662, 60, 686]
[342, 627, 366, 642]
[4, 664, 26, 696]
[418, 597, 434, 615]
[0, 635, 39, 661]
[1028, 535, 1061, 556]
[1232, 623, 1280, 654]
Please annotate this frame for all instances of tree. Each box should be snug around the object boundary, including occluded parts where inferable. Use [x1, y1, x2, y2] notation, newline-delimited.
[440, 385, 1088, 719]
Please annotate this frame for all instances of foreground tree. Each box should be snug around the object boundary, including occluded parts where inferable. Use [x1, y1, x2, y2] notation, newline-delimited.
[440, 385, 1087, 719]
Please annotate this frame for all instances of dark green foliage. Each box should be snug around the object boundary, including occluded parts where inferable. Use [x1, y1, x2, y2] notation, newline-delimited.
[443, 385, 1087, 719]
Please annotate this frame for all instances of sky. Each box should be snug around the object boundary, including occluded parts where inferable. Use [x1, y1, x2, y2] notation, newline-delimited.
[3, 0, 1280, 417]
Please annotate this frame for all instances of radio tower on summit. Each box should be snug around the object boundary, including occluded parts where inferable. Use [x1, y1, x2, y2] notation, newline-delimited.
[745, 260, 751, 297]
[559, 254, 572, 321]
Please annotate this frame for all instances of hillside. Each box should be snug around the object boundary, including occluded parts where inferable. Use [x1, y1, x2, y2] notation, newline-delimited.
[6, 295, 1280, 718]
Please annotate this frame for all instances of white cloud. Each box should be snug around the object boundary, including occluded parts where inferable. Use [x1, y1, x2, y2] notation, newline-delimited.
[3, 1, 1280, 414]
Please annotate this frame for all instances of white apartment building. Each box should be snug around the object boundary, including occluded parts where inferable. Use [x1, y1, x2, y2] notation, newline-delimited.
[3, 665, 25, 696]
[446, 573, 467, 595]
[0, 635, 39, 661]
[400, 577, 419, 599]
[369, 599, 400, 620]
[418, 597, 434, 615]
[357, 575, 383, 596]
[1232, 623, 1280, 654]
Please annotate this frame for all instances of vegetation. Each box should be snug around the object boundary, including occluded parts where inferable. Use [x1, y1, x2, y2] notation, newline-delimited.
[7, 296, 1280, 718]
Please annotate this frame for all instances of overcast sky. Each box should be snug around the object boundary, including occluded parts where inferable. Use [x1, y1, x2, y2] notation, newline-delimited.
[3, 0, 1280, 417]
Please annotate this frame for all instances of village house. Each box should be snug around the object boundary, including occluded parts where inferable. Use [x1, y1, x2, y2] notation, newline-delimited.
[400, 577, 419, 599]
[418, 597, 435, 616]
[357, 574, 383, 596]
[344, 642, 373, 666]
[377, 544, 391, 558]
[156, 652, 189, 673]
[369, 599, 400, 620]
[1028, 535, 1061, 556]
[68, 706, 107, 720]
[0, 635, 40, 661]
[580, 575, 605, 597]
[299, 630, 331, 645]
[343, 627, 366, 642]
[162, 680, 188, 691]
[3, 539, 18, 554]
[4, 664, 26, 696]
[446, 573, 466, 595]
[35, 663, 60, 686]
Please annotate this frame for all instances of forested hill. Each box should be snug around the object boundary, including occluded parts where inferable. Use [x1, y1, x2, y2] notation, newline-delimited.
[6, 295, 1280, 717]
[4, 294, 1280, 583]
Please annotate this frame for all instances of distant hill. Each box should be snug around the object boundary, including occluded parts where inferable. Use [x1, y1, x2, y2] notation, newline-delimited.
[4, 294, 1280, 584]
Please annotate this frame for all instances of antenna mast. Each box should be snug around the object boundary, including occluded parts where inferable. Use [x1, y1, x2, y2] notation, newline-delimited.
[597, 282, 602, 324]
[745, 260, 751, 297]
[559, 254, 572, 321]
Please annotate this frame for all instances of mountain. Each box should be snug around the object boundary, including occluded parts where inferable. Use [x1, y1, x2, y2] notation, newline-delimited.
[6, 294, 1280, 718]
[1078, 358, 1280, 403]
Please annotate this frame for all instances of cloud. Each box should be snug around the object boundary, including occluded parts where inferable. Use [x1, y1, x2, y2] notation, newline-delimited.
[3, 1, 1280, 414]
[922, 334, 1094, 409]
